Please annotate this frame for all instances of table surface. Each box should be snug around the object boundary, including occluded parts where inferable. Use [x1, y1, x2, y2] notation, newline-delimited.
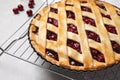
[0, 0, 71, 80]
[0, 0, 120, 80]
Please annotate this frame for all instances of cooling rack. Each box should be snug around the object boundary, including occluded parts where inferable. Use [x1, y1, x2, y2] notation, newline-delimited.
[0, 0, 120, 80]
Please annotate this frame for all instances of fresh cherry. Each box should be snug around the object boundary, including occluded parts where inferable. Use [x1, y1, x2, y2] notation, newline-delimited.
[26, 10, 33, 17]
[29, 0, 34, 4]
[13, 8, 19, 14]
[18, 4, 24, 11]
[28, 2, 34, 8]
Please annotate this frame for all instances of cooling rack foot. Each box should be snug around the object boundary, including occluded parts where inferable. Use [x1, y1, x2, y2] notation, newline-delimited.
[0, 48, 4, 56]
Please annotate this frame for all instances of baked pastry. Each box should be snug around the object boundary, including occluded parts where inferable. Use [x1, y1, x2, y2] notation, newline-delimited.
[29, 0, 120, 70]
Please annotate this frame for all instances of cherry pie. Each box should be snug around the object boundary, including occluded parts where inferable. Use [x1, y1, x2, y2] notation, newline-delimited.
[29, 0, 120, 70]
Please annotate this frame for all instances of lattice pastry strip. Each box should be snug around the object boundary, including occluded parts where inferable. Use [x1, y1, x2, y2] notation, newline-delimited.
[96, 1, 120, 62]
[98, 3, 120, 61]
[103, 3, 120, 62]
[38, 7, 50, 57]
[65, 0, 86, 70]
[73, 0, 93, 69]
[57, 2, 70, 67]
[88, 0, 115, 66]
[29, 0, 120, 71]
[103, 18, 113, 26]
[45, 4, 59, 65]
[30, 14, 41, 44]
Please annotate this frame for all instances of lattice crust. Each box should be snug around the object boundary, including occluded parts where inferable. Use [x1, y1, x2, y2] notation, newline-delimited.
[29, 0, 120, 71]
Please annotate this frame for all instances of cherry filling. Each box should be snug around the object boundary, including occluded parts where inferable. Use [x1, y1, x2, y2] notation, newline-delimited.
[66, 10, 75, 20]
[101, 13, 111, 19]
[46, 49, 59, 61]
[81, 6, 92, 12]
[86, 30, 101, 42]
[50, 7, 58, 14]
[116, 10, 120, 16]
[80, 1, 87, 3]
[104, 24, 117, 34]
[114, 5, 120, 16]
[66, 4, 73, 6]
[83, 16, 96, 27]
[111, 41, 120, 53]
[97, 4, 106, 10]
[47, 30, 57, 41]
[90, 47, 105, 62]
[47, 17, 58, 27]
[67, 24, 78, 34]
[67, 39, 81, 53]
[32, 26, 39, 35]
[69, 57, 83, 66]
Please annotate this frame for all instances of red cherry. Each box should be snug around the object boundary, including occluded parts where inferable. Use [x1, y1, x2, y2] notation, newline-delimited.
[13, 8, 19, 14]
[18, 4, 24, 11]
[29, 0, 34, 4]
[28, 2, 34, 8]
[26, 10, 33, 17]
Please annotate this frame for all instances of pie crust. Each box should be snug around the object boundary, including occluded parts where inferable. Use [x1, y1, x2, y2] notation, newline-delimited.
[29, 0, 120, 71]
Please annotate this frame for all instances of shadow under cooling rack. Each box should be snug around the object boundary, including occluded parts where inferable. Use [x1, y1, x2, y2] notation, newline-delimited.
[1, 0, 120, 80]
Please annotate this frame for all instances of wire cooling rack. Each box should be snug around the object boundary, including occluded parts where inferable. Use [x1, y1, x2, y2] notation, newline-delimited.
[1, 0, 120, 80]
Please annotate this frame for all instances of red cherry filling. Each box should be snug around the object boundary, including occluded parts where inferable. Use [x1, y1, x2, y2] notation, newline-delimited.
[80, 1, 87, 3]
[47, 30, 57, 41]
[47, 17, 58, 27]
[83, 16, 96, 27]
[97, 4, 106, 10]
[67, 24, 78, 34]
[46, 49, 58, 61]
[50, 8, 58, 13]
[32, 26, 38, 35]
[66, 10, 75, 20]
[116, 10, 120, 16]
[86, 30, 101, 42]
[90, 48, 105, 62]
[13, 8, 19, 14]
[81, 6, 92, 12]
[111, 41, 120, 53]
[65, 4, 73, 6]
[67, 39, 81, 53]
[69, 57, 83, 66]
[18, 4, 24, 11]
[104, 24, 117, 34]
[101, 13, 111, 19]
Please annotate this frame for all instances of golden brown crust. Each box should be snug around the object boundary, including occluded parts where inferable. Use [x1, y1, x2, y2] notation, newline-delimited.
[29, 0, 120, 71]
